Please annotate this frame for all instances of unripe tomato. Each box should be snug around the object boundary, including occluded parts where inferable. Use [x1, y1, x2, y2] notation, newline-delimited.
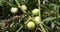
[32, 9, 39, 16]
[21, 5, 27, 12]
[27, 21, 35, 30]
[34, 16, 40, 24]
[10, 7, 18, 14]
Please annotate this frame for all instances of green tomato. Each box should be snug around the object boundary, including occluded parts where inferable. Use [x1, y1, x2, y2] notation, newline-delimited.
[21, 5, 27, 11]
[34, 16, 40, 24]
[27, 21, 35, 30]
[32, 9, 39, 16]
[10, 7, 18, 14]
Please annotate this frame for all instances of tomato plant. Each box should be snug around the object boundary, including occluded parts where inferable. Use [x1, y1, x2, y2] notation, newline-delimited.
[0, 0, 59, 32]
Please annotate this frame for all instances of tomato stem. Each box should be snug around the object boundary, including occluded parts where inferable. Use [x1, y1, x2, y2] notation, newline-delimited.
[24, 16, 31, 24]
[38, 0, 46, 32]
[15, 0, 21, 8]
[16, 26, 23, 32]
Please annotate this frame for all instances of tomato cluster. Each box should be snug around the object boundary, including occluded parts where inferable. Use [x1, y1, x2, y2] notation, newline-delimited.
[10, 5, 40, 30]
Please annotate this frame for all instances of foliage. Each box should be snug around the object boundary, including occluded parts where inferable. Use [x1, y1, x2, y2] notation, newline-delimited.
[0, 0, 60, 32]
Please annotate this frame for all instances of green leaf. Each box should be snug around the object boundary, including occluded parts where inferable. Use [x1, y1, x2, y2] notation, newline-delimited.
[43, 17, 56, 22]
[51, 22, 55, 29]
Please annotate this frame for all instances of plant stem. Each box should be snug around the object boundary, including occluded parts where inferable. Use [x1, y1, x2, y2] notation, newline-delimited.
[16, 26, 23, 32]
[15, 0, 21, 8]
[38, 0, 46, 32]
[24, 16, 31, 24]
